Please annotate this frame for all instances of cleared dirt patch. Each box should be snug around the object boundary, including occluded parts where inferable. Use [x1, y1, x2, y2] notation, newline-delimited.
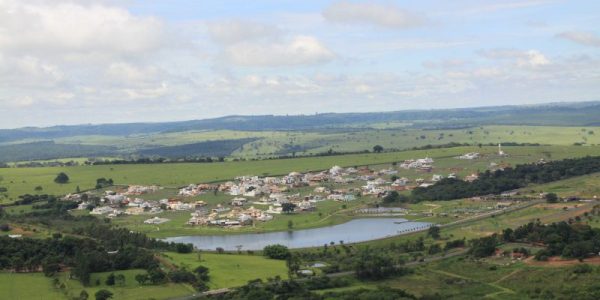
[525, 256, 600, 267]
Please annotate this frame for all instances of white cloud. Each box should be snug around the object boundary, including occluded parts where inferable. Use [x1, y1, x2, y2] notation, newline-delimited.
[323, 1, 425, 29]
[0, 0, 164, 57]
[557, 31, 600, 47]
[224, 35, 335, 67]
[479, 49, 550, 68]
[207, 19, 281, 45]
[106, 62, 160, 84]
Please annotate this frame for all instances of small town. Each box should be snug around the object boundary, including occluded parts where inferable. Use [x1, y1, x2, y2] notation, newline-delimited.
[60, 147, 542, 232]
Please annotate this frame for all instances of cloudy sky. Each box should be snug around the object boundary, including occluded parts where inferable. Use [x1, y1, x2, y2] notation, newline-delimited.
[1, 0, 599, 128]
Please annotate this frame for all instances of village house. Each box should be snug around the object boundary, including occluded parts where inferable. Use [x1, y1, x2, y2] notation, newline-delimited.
[231, 197, 248, 206]
[90, 206, 115, 215]
[125, 185, 160, 195]
[464, 173, 479, 182]
[144, 217, 170, 224]
[457, 152, 480, 160]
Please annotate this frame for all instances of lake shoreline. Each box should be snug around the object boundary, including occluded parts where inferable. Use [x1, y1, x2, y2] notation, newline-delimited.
[163, 218, 433, 251]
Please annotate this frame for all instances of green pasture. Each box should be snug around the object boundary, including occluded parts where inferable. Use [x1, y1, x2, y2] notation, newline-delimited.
[0, 271, 194, 300]
[2, 145, 598, 204]
[519, 172, 600, 198]
[162, 252, 288, 289]
[12, 125, 599, 159]
[400, 257, 600, 299]
[232, 125, 600, 157]
[0, 272, 65, 300]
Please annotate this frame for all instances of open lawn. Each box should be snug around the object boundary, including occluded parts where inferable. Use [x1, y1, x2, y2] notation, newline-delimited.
[0, 272, 65, 300]
[0, 271, 195, 300]
[59, 271, 194, 300]
[162, 252, 288, 289]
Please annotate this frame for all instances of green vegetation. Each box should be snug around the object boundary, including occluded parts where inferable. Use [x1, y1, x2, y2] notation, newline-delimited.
[2, 145, 599, 203]
[163, 252, 288, 289]
[263, 244, 291, 260]
[412, 155, 600, 201]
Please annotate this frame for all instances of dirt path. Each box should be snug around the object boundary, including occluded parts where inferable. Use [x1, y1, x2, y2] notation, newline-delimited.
[493, 269, 522, 284]
[430, 269, 516, 299]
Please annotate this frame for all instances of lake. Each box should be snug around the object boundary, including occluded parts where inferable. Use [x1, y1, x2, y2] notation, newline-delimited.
[163, 218, 432, 250]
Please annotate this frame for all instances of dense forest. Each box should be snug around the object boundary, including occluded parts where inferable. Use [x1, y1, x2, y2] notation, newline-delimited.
[411, 155, 600, 201]
[0, 141, 116, 163]
[467, 220, 600, 260]
[137, 138, 258, 158]
[504, 221, 600, 260]
[0, 194, 195, 286]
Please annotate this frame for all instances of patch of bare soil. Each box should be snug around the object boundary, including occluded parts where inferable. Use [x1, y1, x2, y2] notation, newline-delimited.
[525, 256, 600, 267]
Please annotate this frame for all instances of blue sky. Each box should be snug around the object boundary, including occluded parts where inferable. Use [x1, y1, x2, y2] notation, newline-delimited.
[0, 0, 599, 128]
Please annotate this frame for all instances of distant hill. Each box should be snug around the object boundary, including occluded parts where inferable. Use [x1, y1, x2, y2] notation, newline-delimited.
[1, 101, 599, 143]
[137, 138, 258, 158]
[0, 141, 116, 163]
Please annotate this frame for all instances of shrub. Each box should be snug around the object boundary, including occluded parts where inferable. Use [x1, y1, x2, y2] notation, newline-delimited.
[572, 264, 593, 274]
[54, 172, 69, 184]
[263, 244, 290, 260]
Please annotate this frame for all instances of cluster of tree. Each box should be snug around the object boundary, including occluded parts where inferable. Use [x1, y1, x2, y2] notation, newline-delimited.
[54, 172, 69, 184]
[162, 266, 210, 291]
[0, 223, 196, 286]
[137, 138, 259, 159]
[72, 223, 194, 253]
[382, 191, 410, 204]
[468, 234, 500, 258]
[412, 155, 600, 201]
[467, 220, 600, 260]
[263, 244, 291, 260]
[0, 141, 115, 164]
[409, 142, 471, 151]
[502, 221, 600, 260]
[87, 156, 225, 165]
[0, 235, 155, 280]
[290, 236, 427, 277]
[204, 277, 418, 300]
[354, 248, 411, 280]
[444, 238, 466, 250]
[13, 160, 81, 168]
[12, 194, 58, 205]
[95, 178, 114, 189]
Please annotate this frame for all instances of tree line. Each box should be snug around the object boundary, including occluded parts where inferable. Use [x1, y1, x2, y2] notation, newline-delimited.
[411, 155, 600, 201]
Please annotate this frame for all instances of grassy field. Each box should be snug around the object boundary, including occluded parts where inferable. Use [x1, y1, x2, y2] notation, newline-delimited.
[39, 124, 600, 166]
[231, 125, 600, 157]
[6, 125, 600, 159]
[2, 145, 599, 203]
[0, 272, 65, 300]
[518, 172, 600, 198]
[162, 252, 288, 289]
[389, 256, 600, 299]
[0, 271, 195, 300]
